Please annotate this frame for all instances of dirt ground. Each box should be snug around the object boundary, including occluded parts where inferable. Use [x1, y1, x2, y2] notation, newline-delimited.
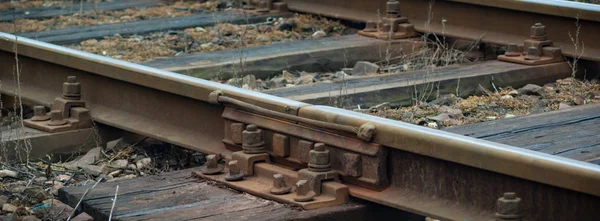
[0, 0, 221, 33]
[364, 77, 600, 129]
[71, 14, 352, 62]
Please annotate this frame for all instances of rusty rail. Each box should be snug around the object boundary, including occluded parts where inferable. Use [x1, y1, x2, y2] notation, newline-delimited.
[2, 32, 600, 220]
[282, 0, 600, 61]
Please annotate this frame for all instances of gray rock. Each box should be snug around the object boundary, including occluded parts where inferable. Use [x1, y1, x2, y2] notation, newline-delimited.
[518, 84, 542, 95]
[311, 30, 326, 39]
[369, 102, 391, 112]
[438, 106, 463, 118]
[352, 61, 379, 76]
[106, 174, 137, 183]
[51, 182, 64, 196]
[255, 34, 270, 42]
[242, 74, 257, 90]
[278, 20, 296, 31]
[2, 203, 17, 213]
[200, 42, 213, 49]
[33, 177, 47, 184]
[106, 138, 124, 152]
[22, 216, 41, 221]
[266, 77, 288, 89]
[110, 159, 129, 169]
[128, 164, 137, 170]
[11, 186, 25, 193]
[0, 195, 7, 205]
[334, 71, 348, 79]
[79, 164, 103, 176]
[35, 199, 73, 220]
[55, 174, 71, 182]
[0, 170, 18, 178]
[226, 77, 243, 87]
[559, 103, 571, 110]
[430, 95, 459, 106]
[71, 212, 94, 221]
[24, 187, 48, 202]
[427, 113, 452, 122]
[294, 74, 314, 85]
[136, 158, 152, 170]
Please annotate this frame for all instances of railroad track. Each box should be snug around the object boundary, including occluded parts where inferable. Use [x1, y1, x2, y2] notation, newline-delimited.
[0, 0, 600, 220]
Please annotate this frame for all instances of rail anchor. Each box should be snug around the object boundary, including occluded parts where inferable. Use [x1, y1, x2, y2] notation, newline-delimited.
[24, 76, 92, 132]
[358, 0, 416, 40]
[498, 23, 564, 65]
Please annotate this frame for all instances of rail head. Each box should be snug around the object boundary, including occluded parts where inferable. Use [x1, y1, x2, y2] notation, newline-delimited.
[298, 105, 600, 197]
[450, 0, 600, 22]
[1, 31, 600, 198]
[0, 32, 307, 115]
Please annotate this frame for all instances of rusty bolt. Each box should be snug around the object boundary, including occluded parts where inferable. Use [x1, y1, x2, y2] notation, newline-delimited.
[386, 0, 401, 18]
[243, 0, 256, 10]
[200, 154, 224, 175]
[256, 0, 271, 12]
[293, 180, 316, 202]
[358, 122, 376, 141]
[270, 173, 291, 195]
[31, 105, 50, 121]
[308, 143, 331, 172]
[530, 23, 547, 40]
[524, 46, 541, 60]
[47, 110, 67, 126]
[242, 124, 266, 154]
[225, 160, 245, 181]
[381, 23, 392, 33]
[495, 192, 523, 220]
[504, 43, 521, 57]
[62, 76, 81, 100]
[364, 21, 377, 32]
[208, 90, 222, 105]
[273, 2, 288, 12]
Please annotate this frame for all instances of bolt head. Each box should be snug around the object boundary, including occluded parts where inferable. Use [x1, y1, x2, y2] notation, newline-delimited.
[496, 192, 522, 216]
[242, 126, 262, 145]
[530, 23, 547, 40]
[47, 110, 68, 126]
[309, 143, 330, 169]
[246, 124, 257, 132]
[525, 46, 541, 60]
[67, 76, 77, 83]
[381, 23, 392, 32]
[228, 160, 240, 172]
[314, 143, 325, 151]
[364, 21, 377, 32]
[200, 154, 224, 175]
[504, 192, 516, 200]
[505, 43, 521, 57]
[386, 0, 401, 16]
[31, 106, 50, 121]
[33, 106, 46, 116]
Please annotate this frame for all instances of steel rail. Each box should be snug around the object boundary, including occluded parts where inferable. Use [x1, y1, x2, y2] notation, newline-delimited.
[281, 0, 600, 61]
[1, 33, 600, 220]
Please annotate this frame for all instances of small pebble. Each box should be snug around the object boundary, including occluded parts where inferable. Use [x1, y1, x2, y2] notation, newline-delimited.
[2, 204, 17, 213]
[312, 30, 326, 39]
[0, 170, 18, 178]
